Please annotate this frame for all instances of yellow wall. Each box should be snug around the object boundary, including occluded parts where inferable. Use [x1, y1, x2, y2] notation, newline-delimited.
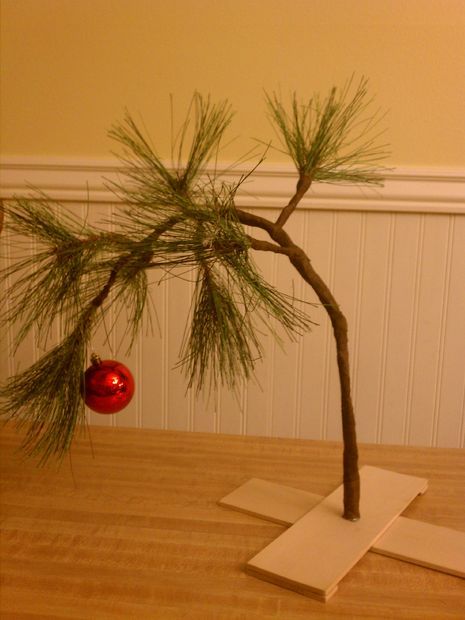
[1, 0, 464, 166]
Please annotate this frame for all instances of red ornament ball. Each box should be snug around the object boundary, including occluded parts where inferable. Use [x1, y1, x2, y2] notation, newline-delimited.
[83, 356, 135, 414]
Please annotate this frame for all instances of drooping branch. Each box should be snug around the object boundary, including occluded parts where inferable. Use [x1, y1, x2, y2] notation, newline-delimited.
[0, 212, 183, 460]
[86, 214, 183, 312]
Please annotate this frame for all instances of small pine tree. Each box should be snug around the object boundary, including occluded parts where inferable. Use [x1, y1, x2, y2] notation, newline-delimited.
[0, 78, 388, 521]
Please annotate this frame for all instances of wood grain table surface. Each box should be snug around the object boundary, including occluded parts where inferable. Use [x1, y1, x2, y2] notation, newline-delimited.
[1, 424, 464, 619]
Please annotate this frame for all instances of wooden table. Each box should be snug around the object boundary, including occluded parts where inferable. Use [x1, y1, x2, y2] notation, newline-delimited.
[1, 425, 464, 619]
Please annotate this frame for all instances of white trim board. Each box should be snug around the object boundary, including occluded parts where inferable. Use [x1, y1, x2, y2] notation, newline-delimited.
[1, 157, 464, 214]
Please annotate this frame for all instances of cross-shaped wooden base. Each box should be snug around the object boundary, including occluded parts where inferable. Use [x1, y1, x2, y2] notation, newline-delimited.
[219, 466, 465, 602]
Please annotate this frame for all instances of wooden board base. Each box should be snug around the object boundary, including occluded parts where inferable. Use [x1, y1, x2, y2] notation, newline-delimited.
[219, 477, 322, 525]
[219, 474, 465, 579]
[234, 466, 428, 601]
[373, 516, 465, 578]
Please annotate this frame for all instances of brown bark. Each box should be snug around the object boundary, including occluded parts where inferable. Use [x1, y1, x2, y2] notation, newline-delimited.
[238, 208, 360, 520]
[286, 248, 360, 521]
[275, 174, 312, 229]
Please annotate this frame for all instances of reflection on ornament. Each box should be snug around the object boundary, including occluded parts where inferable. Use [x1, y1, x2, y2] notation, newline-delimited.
[83, 354, 135, 414]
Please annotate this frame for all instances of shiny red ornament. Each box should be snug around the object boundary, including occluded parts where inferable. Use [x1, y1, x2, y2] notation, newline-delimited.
[83, 355, 135, 414]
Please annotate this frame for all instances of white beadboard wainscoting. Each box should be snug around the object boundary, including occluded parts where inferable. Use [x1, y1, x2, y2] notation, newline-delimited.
[1, 159, 464, 448]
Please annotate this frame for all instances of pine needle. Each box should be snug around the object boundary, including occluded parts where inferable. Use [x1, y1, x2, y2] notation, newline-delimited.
[0, 328, 88, 463]
[265, 76, 389, 184]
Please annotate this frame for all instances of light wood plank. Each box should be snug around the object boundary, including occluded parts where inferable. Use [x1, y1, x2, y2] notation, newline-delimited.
[246, 466, 427, 601]
[375, 516, 465, 578]
[219, 477, 323, 525]
[219, 476, 465, 578]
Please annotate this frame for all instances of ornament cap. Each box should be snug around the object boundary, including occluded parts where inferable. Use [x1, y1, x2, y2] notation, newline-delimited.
[90, 353, 102, 367]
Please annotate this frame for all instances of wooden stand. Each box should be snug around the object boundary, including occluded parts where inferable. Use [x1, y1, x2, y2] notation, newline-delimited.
[219, 466, 465, 602]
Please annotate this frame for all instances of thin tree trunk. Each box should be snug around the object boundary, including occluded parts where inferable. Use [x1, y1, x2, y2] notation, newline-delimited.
[238, 206, 361, 520]
[287, 248, 360, 520]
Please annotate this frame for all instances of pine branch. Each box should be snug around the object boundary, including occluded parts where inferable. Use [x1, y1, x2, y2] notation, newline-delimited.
[275, 173, 312, 229]
[178, 198, 316, 392]
[1, 198, 107, 349]
[107, 93, 234, 207]
[0, 208, 186, 458]
[0, 327, 88, 462]
[180, 263, 260, 391]
[265, 76, 389, 185]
